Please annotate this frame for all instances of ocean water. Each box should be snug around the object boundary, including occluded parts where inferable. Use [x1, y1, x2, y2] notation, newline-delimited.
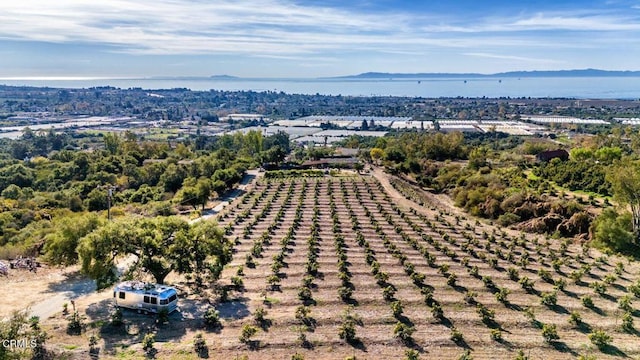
[1, 77, 639, 99]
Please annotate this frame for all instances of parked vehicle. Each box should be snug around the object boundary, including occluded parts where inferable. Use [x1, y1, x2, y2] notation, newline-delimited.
[113, 281, 178, 314]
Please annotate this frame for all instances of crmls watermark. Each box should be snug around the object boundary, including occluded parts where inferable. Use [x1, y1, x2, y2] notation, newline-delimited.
[2, 338, 38, 349]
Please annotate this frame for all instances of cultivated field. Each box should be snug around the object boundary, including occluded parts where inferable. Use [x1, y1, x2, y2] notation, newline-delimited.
[204, 174, 640, 359]
[32, 172, 640, 359]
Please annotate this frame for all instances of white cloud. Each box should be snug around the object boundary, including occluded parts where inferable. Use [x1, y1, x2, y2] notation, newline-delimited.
[511, 13, 640, 31]
[464, 52, 564, 65]
[0, 0, 412, 55]
[1, 0, 640, 67]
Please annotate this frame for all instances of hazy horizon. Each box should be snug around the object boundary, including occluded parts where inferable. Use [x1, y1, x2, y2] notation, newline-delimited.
[2, 1, 640, 78]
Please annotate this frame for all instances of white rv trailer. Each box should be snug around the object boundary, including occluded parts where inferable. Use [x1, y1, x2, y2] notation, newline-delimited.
[113, 281, 178, 314]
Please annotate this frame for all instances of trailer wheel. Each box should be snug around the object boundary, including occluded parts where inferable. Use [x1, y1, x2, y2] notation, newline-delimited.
[143, 310, 149, 315]
[137, 309, 142, 314]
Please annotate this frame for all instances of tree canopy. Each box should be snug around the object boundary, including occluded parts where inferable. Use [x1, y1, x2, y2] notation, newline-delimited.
[607, 157, 640, 243]
[78, 217, 231, 289]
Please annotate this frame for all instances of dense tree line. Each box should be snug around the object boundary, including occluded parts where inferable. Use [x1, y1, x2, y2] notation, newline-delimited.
[0, 129, 289, 262]
[532, 159, 611, 196]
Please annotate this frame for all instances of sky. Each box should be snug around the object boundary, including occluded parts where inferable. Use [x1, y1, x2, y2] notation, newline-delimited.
[1, 0, 640, 78]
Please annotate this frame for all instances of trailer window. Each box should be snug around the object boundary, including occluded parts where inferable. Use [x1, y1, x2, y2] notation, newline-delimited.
[113, 291, 116, 298]
[169, 294, 177, 302]
[119, 292, 125, 299]
[150, 297, 157, 305]
[143, 296, 150, 303]
[160, 299, 168, 305]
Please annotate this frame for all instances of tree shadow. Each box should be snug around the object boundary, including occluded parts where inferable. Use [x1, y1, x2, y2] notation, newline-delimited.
[612, 283, 627, 292]
[452, 336, 472, 350]
[395, 314, 414, 327]
[246, 340, 261, 351]
[46, 270, 97, 297]
[343, 297, 359, 306]
[586, 305, 605, 316]
[145, 348, 158, 359]
[575, 322, 592, 334]
[549, 304, 569, 315]
[550, 341, 579, 357]
[347, 338, 367, 351]
[217, 298, 250, 320]
[401, 338, 425, 353]
[507, 303, 523, 312]
[301, 298, 317, 306]
[436, 315, 453, 329]
[257, 318, 273, 331]
[495, 337, 514, 349]
[601, 344, 628, 357]
[195, 345, 209, 358]
[562, 289, 579, 298]
[452, 284, 468, 293]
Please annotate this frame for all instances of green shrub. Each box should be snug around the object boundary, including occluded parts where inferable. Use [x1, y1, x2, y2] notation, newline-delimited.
[447, 273, 458, 287]
[239, 324, 258, 344]
[582, 295, 594, 308]
[464, 290, 477, 304]
[618, 295, 632, 312]
[382, 285, 396, 301]
[458, 349, 473, 360]
[203, 308, 221, 329]
[66, 311, 83, 335]
[588, 329, 612, 350]
[431, 303, 444, 320]
[339, 318, 357, 343]
[476, 304, 495, 324]
[405, 349, 420, 360]
[298, 286, 313, 302]
[513, 349, 528, 360]
[393, 322, 415, 343]
[193, 333, 208, 358]
[507, 267, 519, 281]
[541, 323, 559, 343]
[231, 276, 244, 288]
[142, 333, 155, 353]
[253, 307, 268, 326]
[568, 311, 582, 326]
[450, 327, 463, 342]
[391, 301, 404, 318]
[519, 277, 535, 292]
[497, 213, 521, 227]
[590, 281, 607, 296]
[622, 312, 634, 333]
[540, 291, 557, 307]
[495, 287, 510, 304]
[628, 280, 640, 297]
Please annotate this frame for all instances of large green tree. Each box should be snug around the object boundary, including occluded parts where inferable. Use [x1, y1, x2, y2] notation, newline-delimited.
[590, 208, 635, 253]
[78, 216, 230, 288]
[44, 213, 104, 265]
[607, 158, 640, 243]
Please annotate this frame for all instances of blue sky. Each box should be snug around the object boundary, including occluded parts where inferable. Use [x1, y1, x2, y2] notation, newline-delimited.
[1, 0, 639, 78]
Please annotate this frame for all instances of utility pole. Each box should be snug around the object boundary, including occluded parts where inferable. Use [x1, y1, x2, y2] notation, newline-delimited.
[103, 185, 116, 221]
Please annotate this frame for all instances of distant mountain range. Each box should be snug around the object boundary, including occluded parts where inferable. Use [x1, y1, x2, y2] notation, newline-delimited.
[331, 69, 640, 79]
[148, 69, 640, 81]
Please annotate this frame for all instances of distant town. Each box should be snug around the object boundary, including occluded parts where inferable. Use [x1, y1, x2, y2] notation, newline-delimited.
[1, 85, 639, 145]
